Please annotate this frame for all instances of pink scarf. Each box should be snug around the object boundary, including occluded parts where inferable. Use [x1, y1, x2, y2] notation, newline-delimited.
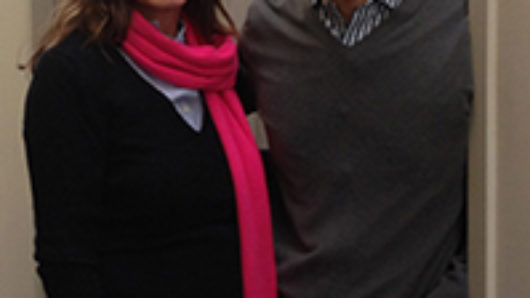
[122, 10, 277, 298]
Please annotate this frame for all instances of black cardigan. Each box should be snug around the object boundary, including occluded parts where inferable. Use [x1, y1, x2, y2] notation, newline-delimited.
[24, 32, 244, 298]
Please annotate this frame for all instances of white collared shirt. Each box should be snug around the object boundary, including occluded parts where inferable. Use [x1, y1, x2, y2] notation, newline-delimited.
[120, 22, 204, 132]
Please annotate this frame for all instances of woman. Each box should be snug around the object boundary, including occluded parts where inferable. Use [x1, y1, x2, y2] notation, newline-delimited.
[23, 0, 276, 297]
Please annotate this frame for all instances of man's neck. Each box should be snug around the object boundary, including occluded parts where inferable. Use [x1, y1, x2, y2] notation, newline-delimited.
[332, 0, 370, 22]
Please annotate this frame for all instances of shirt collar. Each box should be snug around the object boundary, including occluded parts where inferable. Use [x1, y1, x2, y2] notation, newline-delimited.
[312, 0, 401, 10]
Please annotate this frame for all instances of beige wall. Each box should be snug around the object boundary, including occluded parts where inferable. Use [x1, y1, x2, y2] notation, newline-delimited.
[224, 0, 252, 28]
[496, 0, 530, 296]
[0, 0, 40, 297]
[469, 0, 487, 296]
[469, 0, 530, 297]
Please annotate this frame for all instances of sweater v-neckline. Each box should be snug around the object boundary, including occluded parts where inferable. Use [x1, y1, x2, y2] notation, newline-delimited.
[305, 0, 426, 61]
[113, 47, 206, 136]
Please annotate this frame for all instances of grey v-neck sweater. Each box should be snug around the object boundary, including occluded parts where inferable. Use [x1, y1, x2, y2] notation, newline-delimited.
[240, 0, 472, 297]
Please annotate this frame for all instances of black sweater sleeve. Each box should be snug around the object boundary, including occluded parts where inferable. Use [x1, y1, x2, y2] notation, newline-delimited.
[24, 49, 107, 298]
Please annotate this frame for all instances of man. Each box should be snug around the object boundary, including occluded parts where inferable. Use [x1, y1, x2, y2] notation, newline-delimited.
[239, 0, 472, 297]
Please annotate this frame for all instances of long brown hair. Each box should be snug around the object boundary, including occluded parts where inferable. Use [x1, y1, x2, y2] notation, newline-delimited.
[25, 0, 237, 70]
